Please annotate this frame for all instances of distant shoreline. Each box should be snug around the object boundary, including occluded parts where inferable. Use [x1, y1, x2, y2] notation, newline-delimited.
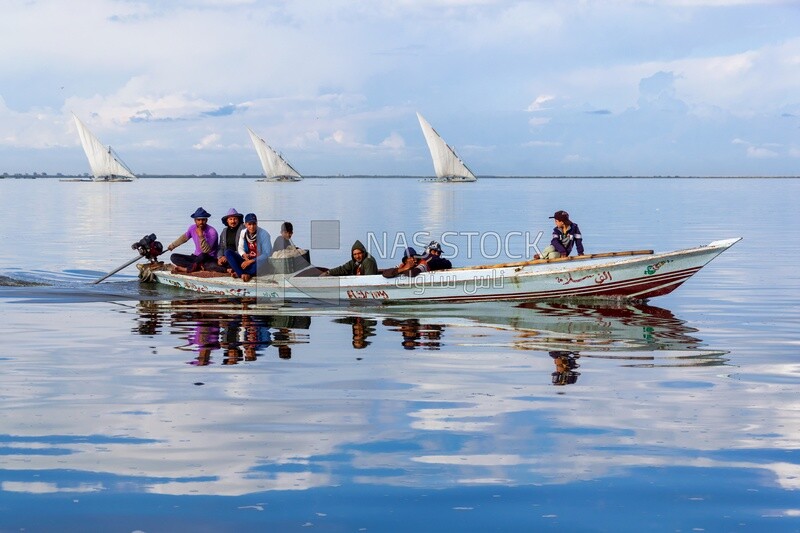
[1, 174, 798, 180]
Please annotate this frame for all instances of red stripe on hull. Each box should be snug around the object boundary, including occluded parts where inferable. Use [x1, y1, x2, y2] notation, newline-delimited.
[421, 267, 702, 303]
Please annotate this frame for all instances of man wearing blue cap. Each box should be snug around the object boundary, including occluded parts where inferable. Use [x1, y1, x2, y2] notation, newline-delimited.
[167, 207, 219, 273]
[381, 246, 420, 278]
[225, 213, 272, 282]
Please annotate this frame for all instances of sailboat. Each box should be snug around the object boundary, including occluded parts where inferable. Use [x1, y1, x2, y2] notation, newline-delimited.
[247, 127, 303, 182]
[416, 112, 477, 182]
[71, 113, 137, 182]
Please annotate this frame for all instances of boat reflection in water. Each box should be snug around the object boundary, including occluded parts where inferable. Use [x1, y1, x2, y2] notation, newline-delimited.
[0, 296, 738, 506]
[375, 299, 726, 385]
[133, 298, 311, 365]
[131, 298, 726, 386]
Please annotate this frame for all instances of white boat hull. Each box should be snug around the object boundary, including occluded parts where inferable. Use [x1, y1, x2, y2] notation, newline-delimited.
[149, 238, 740, 304]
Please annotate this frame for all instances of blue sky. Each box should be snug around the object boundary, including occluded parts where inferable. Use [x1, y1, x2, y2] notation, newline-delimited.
[1, 0, 799, 176]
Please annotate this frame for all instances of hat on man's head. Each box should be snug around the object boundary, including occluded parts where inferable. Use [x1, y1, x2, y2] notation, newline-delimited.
[244, 213, 257, 224]
[549, 210, 570, 223]
[403, 246, 418, 259]
[427, 240, 442, 253]
[221, 208, 243, 225]
[191, 207, 212, 219]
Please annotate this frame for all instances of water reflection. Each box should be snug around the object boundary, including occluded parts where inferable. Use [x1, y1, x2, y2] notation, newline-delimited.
[133, 298, 310, 364]
[0, 297, 742, 502]
[132, 298, 726, 382]
[332, 316, 377, 349]
[382, 318, 445, 350]
[550, 350, 581, 385]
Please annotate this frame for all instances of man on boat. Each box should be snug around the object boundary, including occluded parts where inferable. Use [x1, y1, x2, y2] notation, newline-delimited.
[225, 213, 272, 282]
[166, 207, 219, 273]
[535, 210, 584, 260]
[419, 240, 452, 271]
[321, 240, 378, 276]
[382, 242, 451, 278]
[213, 208, 244, 272]
[272, 221, 295, 251]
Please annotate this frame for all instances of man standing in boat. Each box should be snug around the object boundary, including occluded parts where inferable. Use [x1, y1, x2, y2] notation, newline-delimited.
[166, 207, 219, 273]
[536, 210, 584, 260]
[225, 213, 272, 282]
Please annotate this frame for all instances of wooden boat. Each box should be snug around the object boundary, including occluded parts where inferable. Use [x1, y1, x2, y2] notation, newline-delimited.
[417, 112, 478, 182]
[145, 238, 740, 304]
[247, 127, 303, 182]
[69, 113, 137, 182]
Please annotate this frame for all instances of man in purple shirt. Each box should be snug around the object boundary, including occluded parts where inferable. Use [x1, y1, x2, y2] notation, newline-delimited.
[167, 207, 220, 273]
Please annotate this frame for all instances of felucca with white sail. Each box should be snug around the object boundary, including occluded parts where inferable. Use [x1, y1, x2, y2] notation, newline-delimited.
[247, 127, 303, 182]
[416, 112, 477, 182]
[71, 113, 137, 182]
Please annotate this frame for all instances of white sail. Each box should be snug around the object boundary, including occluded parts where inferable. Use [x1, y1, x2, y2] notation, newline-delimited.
[247, 127, 303, 182]
[416, 112, 477, 182]
[72, 114, 136, 181]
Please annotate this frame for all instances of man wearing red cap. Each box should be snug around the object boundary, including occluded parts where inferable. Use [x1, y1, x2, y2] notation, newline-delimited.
[535, 210, 584, 260]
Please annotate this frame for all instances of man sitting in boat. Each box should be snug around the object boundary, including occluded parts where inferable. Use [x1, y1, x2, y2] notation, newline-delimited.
[321, 240, 378, 276]
[213, 208, 244, 273]
[225, 213, 272, 282]
[166, 207, 219, 273]
[535, 210, 584, 260]
[382, 242, 452, 278]
[272, 221, 295, 251]
[420, 240, 452, 271]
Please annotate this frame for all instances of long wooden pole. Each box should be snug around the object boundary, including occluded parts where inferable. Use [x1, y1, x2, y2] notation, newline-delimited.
[449, 249, 655, 272]
[93, 254, 143, 284]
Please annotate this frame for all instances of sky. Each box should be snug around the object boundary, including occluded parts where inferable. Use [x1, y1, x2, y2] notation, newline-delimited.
[1, 0, 799, 177]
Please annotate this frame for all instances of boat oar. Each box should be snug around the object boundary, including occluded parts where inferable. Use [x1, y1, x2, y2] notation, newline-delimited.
[93, 254, 145, 284]
[93, 233, 164, 284]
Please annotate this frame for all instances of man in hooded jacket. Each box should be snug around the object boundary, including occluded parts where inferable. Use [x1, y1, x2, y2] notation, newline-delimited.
[322, 240, 378, 276]
[209, 208, 244, 272]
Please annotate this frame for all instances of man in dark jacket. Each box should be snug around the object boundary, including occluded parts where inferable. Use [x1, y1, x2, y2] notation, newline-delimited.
[322, 240, 378, 276]
[536, 210, 584, 260]
[419, 240, 452, 271]
[382, 241, 452, 278]
[211, 208, 244, 272]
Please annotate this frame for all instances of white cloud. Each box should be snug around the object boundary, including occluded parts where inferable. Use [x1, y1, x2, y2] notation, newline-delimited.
[563, 154, 589, 164]
[193, 133, 222, 150]
[526, 95, 556, 112]
[746, 146, 779, 158]
[523, 140, 562, 147]
[380, 132, 406, 150]
[529, 117, 552, 127]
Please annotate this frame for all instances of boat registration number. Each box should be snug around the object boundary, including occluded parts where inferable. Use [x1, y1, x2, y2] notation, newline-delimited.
[347, 289, 389, 300]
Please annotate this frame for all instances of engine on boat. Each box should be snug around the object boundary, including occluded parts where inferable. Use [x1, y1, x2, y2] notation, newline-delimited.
[132, 234, 164, 261]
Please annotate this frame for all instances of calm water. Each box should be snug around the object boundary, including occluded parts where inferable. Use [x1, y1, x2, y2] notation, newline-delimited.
[1, 177, 799, 532]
